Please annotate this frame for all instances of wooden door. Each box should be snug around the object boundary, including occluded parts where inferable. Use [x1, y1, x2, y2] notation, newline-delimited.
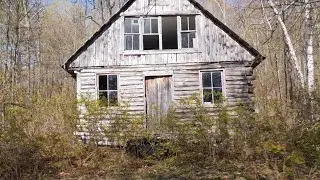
[145, 76, 172, 130]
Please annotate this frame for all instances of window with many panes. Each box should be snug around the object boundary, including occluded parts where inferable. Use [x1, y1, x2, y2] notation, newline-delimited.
[98, 75, 118, 106]
[125, 18, 140, 50]
[143, 17, 159, 50]
[201, 71, 224, 104]
[181, 16, 196, 48]
[124, 15, 196, 51]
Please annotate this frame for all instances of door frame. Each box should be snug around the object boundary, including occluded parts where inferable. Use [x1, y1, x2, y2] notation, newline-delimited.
[144, 74, 174, 129]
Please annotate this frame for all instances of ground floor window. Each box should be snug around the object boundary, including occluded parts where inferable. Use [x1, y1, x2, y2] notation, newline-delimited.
[98, 75, 118, 106]
[201, 71, 224, 104]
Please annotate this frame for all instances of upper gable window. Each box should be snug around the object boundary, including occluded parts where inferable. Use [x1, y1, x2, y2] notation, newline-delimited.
[124, 15, 196, 51]
[125, 18, 140, 50]
[181, 16, 196, 48]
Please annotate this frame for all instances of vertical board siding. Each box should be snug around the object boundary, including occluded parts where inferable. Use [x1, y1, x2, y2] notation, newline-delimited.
[69, 0, 255, 69]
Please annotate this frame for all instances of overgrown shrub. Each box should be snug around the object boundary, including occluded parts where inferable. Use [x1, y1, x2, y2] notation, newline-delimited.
[0, 89, 84, 179]
[135, 94, 320, 179]
[1, 88, 320, 179]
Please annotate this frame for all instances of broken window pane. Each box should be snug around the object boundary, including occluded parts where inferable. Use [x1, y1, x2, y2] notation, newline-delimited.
[143, 35, 159, 50]
[99, 75, 108, 90]
[203, 89, 213, 103]
[108, 75, 117, 90]
[162, 16, 178, 49]
[202, 72, 212, 88]
[181, 16, 188, 30]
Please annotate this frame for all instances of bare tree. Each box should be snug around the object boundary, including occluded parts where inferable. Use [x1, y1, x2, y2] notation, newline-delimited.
[268, 0, 305, 88]
[305, 0, 314, 95]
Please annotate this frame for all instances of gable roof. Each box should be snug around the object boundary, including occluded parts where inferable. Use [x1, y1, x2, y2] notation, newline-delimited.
[62, 0, 265, 75]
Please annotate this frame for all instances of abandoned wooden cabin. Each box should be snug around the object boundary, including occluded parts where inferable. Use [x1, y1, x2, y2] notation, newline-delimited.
[62, 0, 265, 137]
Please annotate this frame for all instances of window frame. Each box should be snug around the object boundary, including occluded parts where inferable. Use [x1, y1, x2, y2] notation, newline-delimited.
[96, 74, 120, 107]
[142, 17, 161, 50]
[180, 15, 196, 49]
[124, 17, 140, 50]
[199, 70, 226, 105]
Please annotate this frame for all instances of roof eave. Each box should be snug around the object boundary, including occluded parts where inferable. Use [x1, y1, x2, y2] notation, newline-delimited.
[251, 55, 266, 69]
[61, 0, 136, 74]
[187, 0, 264, 59]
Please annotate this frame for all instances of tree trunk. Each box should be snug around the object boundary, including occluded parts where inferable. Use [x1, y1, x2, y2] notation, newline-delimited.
[305, 0, 314, 95]
[23, 0, 32, 103]
[268, 0, 305, 89]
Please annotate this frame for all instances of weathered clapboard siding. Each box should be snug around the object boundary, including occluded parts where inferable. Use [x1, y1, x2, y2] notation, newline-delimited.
[69, 0, 254, 69]
[77, 62, 253, 118]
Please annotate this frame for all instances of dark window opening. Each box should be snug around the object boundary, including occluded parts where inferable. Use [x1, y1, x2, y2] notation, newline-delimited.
[98, 75, 118, 107]
[162, 16, 178, 49]
[201, 71, 223, 104]
[143, 35, 159, 50]
[124, 15, 196, 51]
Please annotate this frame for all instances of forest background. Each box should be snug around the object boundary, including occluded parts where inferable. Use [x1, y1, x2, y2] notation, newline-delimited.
[0, 0, 320, 179]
